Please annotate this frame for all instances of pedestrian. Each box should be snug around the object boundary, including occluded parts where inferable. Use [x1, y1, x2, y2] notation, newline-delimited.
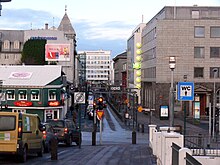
[72, 110, 77, 124]
[70, 105, 74, 115]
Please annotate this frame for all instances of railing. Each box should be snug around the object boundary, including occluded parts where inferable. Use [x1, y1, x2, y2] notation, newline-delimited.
[172, 143, 181, 165]
[185, 152, 202, 165]
[185, 134, 220, 156]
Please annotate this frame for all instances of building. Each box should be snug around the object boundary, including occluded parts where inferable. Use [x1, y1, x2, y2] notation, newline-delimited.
[112, 51, 127, 88]
[78, 50, 111, 87]
[141, 6, 220, 117]
[0, 65, 67, 122]
[0, 10, 77, 85]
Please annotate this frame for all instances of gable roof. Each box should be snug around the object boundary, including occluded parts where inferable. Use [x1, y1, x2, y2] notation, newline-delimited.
[0, 65, 62, 87]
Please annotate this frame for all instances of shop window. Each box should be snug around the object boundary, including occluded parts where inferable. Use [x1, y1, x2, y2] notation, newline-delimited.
[31, 90, 39, 101]
[6, 90, 15, 100]
[48, 90, 56, 101]
[18, 90, 27, 100]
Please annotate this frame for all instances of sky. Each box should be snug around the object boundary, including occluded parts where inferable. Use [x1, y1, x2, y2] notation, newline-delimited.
[1, 0, 220, 58]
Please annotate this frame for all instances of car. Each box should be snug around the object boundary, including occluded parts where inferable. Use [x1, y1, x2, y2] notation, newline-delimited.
[42, 123, 58, 153]
[0, 112, 45, 163]
[47, 119, 81, 146]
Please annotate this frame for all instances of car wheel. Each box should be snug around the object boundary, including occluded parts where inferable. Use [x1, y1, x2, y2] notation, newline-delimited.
[66, 135, 72, 146]
[37, 143, 44, 157]
[19, 146, 27, 163]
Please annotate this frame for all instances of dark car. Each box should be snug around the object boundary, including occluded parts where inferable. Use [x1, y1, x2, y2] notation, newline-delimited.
[42, 123, 58, 153]
[47, 119, 81, 146]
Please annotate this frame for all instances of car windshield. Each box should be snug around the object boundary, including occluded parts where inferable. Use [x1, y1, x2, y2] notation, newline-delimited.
[0, 116, 16, 131]
[47, 120, 64, 128]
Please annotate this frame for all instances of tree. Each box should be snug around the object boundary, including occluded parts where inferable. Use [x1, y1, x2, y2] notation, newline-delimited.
[21, 39, 48, 65]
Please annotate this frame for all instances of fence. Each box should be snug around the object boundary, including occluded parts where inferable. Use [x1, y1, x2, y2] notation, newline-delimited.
[185, 134, 220, 157]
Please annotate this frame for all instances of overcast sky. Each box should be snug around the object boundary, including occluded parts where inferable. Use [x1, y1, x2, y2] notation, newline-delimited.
[1, 0, 220, 58]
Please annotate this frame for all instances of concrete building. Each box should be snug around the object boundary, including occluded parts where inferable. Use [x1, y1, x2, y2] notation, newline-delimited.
[141, 6, 220, 117]
[78, 50, 111, 87]
[112, 52, 127, 87]
[0, 10, 77, 84]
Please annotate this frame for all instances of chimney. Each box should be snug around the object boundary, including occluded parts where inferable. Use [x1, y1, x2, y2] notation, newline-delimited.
[45, 23, 48, 30]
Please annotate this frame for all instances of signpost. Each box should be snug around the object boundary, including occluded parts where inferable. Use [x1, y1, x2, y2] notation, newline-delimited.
[96, 110, 104, 145]
[177, 82, 194, 143]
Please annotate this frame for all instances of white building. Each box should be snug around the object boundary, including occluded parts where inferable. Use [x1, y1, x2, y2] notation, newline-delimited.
[78, 50, 111, 86]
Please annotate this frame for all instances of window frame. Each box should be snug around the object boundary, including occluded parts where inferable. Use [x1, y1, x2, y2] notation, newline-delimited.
[194, 26, 205, 38]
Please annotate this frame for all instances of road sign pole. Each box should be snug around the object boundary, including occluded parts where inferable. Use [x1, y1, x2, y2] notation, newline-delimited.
[100, 119, 102, 145]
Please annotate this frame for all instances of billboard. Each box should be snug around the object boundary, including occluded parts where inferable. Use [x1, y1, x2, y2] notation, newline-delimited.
[45, 44, 71, 61]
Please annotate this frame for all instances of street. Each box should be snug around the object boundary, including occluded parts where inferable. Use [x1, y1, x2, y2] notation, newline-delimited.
[0, 106, 156, 165]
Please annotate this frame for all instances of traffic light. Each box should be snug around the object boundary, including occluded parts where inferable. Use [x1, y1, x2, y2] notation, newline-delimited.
[97, 97, 104, 110]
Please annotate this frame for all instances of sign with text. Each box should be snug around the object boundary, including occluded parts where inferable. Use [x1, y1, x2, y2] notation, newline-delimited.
[45, 44, 71, 61]
[109, 86, 121, 91]
[177, 82, 194, 101]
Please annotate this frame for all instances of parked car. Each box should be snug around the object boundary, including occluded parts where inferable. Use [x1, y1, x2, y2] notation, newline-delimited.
[0, 112, 45, 163]
[42, 123, 58, 153]
[47, 119, 81, 146]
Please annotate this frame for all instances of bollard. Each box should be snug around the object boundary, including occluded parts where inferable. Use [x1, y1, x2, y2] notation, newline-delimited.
[198, 133, 202, 147]
[141, 124, 144, 133]
[51, 137, 58, 160]
[132, 131, 136, 144]
[92, 131, 96, 146]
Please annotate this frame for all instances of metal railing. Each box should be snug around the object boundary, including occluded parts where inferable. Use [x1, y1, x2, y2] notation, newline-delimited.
[185, 134, 220, 157]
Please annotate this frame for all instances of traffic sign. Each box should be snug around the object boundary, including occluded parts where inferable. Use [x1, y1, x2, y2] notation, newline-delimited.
[74, 92, 85, 104]
[177, 82, 194, 101]
[96, 110, 104, 120]
[138, 106, 143, 112]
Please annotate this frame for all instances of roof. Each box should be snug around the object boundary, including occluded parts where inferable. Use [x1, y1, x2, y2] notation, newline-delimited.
[0, 65, 62, 87]
[58, 13, 76, 35]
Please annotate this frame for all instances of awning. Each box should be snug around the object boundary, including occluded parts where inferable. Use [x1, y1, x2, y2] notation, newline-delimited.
[18, 90, 26, 94]
[31, 90, 39, 94]
[6, 90, 14, 94]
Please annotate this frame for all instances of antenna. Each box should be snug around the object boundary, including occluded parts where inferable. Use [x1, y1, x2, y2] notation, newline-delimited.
[142, 14, 144, 23]
[65, 5, 67, 13]
[53, 17, 54, 30]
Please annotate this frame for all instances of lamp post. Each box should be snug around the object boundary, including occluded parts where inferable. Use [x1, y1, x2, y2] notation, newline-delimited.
[169, 56, 176, 127]
[212, 68, 218, 139]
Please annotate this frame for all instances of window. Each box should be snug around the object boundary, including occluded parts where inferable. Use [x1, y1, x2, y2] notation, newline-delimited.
[210, 67, 220, 78]
[194, 47, 205, 58]
[48, 90, 56, 100]
[194, 67, 204, 78]
[31, 90, 39, 101]
[194, 27, 205, 38]
[18, 90, 27, 100]
[6, 90, 15, 100]
[210, 47, 220, 58]
[192, 10, 200, 19]
[3, 40, 10, 50]
[210, 27, 220, 38]
[0, 116, 16, 131]
[13, 40, 20, 49]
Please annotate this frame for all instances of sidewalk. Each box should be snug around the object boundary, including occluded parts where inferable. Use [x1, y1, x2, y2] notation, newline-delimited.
[135, 111, 209, 135]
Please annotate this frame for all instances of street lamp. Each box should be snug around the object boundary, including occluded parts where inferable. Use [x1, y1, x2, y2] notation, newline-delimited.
[212, 68, 218, 138]
[169, 56, 176, 127]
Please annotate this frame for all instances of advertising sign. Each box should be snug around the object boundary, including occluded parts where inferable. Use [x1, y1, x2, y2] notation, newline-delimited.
[45, 44, 71, 61]
[160, 105, 169, 120]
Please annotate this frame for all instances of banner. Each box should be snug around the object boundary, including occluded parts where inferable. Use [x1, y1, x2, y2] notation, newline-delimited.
[45, 44, 71, 61]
